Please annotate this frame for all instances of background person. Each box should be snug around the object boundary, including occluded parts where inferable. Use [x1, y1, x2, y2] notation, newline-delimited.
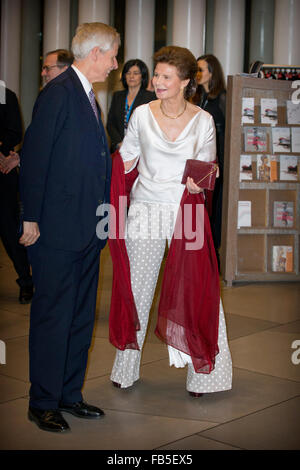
[193, 54, 226, 268]
[107, 59, 156, 153]
[41, 48, 74, 86]
[0, 87, 33, 304]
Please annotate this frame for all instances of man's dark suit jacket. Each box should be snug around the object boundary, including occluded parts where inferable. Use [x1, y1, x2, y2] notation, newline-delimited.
[20, 67, 111, 252]
[107, 88, 156, 152]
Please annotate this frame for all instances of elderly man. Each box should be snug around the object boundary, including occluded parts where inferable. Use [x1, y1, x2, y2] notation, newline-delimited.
[20, 23, 119, 433]
[41, 48, 74, 86]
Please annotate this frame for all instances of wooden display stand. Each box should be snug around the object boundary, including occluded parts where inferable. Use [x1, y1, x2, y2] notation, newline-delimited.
[221, 75, 300, 285]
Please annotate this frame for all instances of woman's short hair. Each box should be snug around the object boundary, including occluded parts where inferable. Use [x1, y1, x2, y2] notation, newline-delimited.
[121, 59, 150, 90]
[153, 46, 198, 99]
[71, 22, 120, 60]
[196, 54, 226, 98]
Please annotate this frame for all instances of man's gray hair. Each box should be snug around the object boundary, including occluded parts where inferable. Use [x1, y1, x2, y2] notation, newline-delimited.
[71, 22, 120, 60]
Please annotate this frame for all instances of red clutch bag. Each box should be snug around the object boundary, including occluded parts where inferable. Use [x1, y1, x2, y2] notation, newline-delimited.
[181, 159, 218, 190]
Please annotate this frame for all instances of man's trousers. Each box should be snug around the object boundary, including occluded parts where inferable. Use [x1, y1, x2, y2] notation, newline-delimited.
[28, 236, 100, 409]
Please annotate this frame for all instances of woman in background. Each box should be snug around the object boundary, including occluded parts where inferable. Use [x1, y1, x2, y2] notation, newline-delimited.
[107, 59, 156, 153]
[193, 54, 226, 268]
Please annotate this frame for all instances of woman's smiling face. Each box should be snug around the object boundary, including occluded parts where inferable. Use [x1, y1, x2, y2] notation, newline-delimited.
[152, 63, 189, 100]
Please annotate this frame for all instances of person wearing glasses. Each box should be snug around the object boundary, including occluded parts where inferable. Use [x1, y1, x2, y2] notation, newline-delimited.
[107, 59, 156, 153]
[41, 49, 74, 86]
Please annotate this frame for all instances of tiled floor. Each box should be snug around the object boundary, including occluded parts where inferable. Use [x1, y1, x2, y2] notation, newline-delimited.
[0, 241, 299, 450]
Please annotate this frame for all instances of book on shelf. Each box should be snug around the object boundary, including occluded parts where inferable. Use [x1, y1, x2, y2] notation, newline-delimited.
[291, 127, 300, 153]
[272, 245, 293, 272]
[273, 201, 294, 227]
[240, 155, 252, 180]
[244, 127, 268, 152]
[260, 98, 278, 125]
[241, 97, 255, 124]
[279, 155, 299, 181]
[286, 100, 300, 125]
[272, 127, 291, 153]
[237, 201, 251, 228]
[256, 154, 278, 181]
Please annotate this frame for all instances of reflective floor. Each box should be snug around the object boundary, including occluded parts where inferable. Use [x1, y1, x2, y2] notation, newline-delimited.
[0, 241, 299, 450]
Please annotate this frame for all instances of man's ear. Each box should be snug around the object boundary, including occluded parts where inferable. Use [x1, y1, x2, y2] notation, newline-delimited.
[90, 46, 100, 62]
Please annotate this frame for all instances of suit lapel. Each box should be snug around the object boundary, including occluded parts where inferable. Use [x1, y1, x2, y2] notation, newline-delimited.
[67, 68, 110, 158]
[67, 68, 102, 137]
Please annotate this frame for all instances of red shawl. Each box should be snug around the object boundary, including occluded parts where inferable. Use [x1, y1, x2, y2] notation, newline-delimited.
[108, 151, 220, 373]
[108, 153, 140, 350]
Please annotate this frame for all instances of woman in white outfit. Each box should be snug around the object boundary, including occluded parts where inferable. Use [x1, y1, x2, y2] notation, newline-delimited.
[109, 46, 232, 397]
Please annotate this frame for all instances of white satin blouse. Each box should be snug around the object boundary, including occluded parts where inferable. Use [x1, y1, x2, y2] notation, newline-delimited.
[120, 103, 216, 205]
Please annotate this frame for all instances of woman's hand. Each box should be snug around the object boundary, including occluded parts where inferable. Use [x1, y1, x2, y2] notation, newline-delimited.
[124, 158, 137, 172]
[186, 176, 204, 194]
[0, 151, 20, 174]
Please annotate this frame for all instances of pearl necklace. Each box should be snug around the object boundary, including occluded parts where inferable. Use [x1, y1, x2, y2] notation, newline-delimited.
[160, 100, 187, 119]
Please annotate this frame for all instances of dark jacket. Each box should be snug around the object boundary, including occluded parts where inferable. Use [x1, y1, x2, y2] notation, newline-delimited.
[107, 88, 156, 152]
[0, 87, 23, 156]
[197, 90, 226, 175]
[20, 67, 111, 252]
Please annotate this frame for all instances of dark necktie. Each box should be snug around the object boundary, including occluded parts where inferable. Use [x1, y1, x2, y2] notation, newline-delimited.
[88, 89, 99, 124]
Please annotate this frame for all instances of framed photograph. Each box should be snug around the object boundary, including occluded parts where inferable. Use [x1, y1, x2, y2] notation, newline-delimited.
[286, 100, 300, 125]
[261, 98, 278, 125]
[272, 246, 293, 272]
[291, 127, 300, 153]
[242, 97, 255, 124]
[244, 127, 268, 152]
[272, 127, 291, 153]
[237, 201, 251, 228]
[240, 155, 252, 180]
[279, 155, 298, 181]
[256, 154, 278, 181]
[273, 201, 294, 227]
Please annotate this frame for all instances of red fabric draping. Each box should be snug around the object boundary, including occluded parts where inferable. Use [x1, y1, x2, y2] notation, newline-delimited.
[108, 150, 220, 373]
[108, 151, 140, 350]
[155, 189, 220, 373]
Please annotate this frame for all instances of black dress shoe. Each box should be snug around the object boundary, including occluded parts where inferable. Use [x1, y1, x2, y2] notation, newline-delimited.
[19, 285, 33, 304]
[28, 407, 70, 432]
[59, 400, 105, 419]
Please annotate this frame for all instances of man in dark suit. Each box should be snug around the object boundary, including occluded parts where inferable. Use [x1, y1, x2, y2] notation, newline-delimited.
[0, 86, 33, 303]
[19, 22, 120, 433]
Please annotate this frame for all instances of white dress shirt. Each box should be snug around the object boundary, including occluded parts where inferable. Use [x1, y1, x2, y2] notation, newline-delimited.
[71, 64, 92, 97]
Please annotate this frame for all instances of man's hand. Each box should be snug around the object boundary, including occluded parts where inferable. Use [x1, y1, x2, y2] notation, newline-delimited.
[19, 221, 40, 246]
[0, 151, 20, 174]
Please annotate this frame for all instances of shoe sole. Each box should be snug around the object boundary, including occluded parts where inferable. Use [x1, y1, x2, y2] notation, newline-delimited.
[59, 408, 105, 419]
[28, 411, 70, 433]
